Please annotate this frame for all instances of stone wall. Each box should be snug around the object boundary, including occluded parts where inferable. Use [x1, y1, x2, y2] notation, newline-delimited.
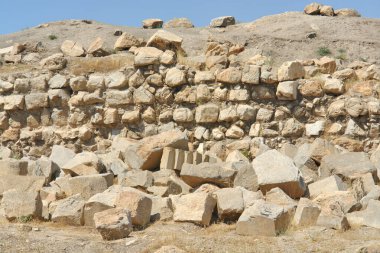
[0, 30, 379, 159]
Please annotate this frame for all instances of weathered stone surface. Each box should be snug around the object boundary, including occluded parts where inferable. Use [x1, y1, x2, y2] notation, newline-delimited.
[52, 194, 85, 226]
[146, 30, 183, 51]
[105, 71, 128, 89]
[323, 78, 344, 95]
[62, 152, 104, 176]
[0, 159, 28, 176]
[335, 9, 361, 17]
[319, 152, 376, 179]
[84, 186, 121, 226]
[151, 196, 173, 221]
[114, 33, 142, 50]
[217, 67, 242, 84]
[213, 188, 244, 221]
[171, 192, 216, 226]
[236, 199, 292, 236]
[304, 2, 321, 15]
[276, 81, 298, 100]
[293, 198, 321, 227]
[122, 129, 188, 171]
[347, 200, 380, 229]
[173, 108, 193, 123]
[1, 189, 42, 220]
[49, 145, 76, 169]
[164, 18, 194, 28]
[195, 104, 219, 123]
[60, 40, 85, 57]
[25, 93, 49, 110]
[278, 61, 305, 81]
[233, 162, 259, 191]
[0, 175, 45, 195]
[210, 16, 235, 28]
[308, 175, 347, 199]
[180, 162, 236, 187]
[120, 170, 153, 189]
[142, 19, 163, 29]
[134, 47, 163, 66]
[4, 95, 24, 110]
[316, 57, 337, 74]
[94, 208, 133, 240]
[252, 150, 306, 198]
[320, 5, 334, 16]
[68, 173, 113, 200]
[298, 79, 324, 97]
[115, 187, 152, 226]
[87, 37, 107, 56]
[165, 68, 187, 87]
[40, 53, 67, 71]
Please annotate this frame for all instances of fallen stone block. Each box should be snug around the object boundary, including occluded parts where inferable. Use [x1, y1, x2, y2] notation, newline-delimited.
[347, 200, 380, 229]
[122, 129, 188, 171]
[94, 208, 133, 240]
[62, 152, 104, 176]
[0, 175, 45, 195]
[151, 196, 173, 222]
[213, 188, 244, 221]
[1, 189, 42, 221]
[27, 157, 60, 185]
[293, 198, 321, 227]
[210, 16, 235, 28]
[360, 186, 380, 209]
[180, 162, 236, 188]
[68, 173, 113, 200]
[308, 175, 347, 199]
[51, 194, 85, 226]
[115, 187, 152, 227]
[171, 192, 216, 226]
[320, 152, 377, 179]
[236, 199, 292, 236]
[233, 161, 259, 192]
[252, 150, 306, 198]
[120, 170, 153, 189]
[0, 159, 28, 176]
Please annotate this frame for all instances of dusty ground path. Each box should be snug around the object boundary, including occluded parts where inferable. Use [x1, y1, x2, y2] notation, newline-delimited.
[0, 12, 379, 67]
[0, 220, 379, 253]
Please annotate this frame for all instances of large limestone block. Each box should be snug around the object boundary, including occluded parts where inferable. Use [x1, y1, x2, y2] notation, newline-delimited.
[122, 129, 188, 171]
[320, 152, 376, 179]
[49, 145, 76, 169]
[313, 191, 360, 217]
[0, 175, 45, 195]
[293, 198, 321, 227]
[62, 152, 104, 176]
[120, 170, 153, 189]
[151, 196, 173, 222]
[233, 161, 259, 191]
[252, 150, 306, 198]
[360, 186, 380, 209]
[213, 188, 244, 221]
[304, 2, 321, 15]
[347, 200, 380, 229]
[83, 185, 125, 226]
[52, 194, 85, 226]
[68, 173, 113, 200]
[1, 189, 42, 220]
[216, 67, 242, 84]
[115, 187, 152, 226]
[277, 61, 305, 81]
[323, 78, 344, 95]
[94, 208, 133, 240]
[60, 40, 85, 57]
[236, 199, 292, 236]
[171, 192, 216, 226]
[195, 104, 219, 123]
[0, 159, 28, 175]
[164, 18, 194, 28]
[27, 157, 60, 185]
[180, 162, 236, 188]
[308, 175, 347, 199]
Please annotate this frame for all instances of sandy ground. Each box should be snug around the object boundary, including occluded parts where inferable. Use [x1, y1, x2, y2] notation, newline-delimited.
[0, 220, 380, 253]
[0, 12, 379, 67]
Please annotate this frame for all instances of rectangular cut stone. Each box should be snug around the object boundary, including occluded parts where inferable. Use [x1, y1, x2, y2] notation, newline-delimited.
[160, 147, 175, 170]
[174, 149, 185, 171]
[183, 151, 193, 164]
[193, 152, 202, 165]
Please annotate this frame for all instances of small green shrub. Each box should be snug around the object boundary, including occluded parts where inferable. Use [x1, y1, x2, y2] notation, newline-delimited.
[317, 47, 331, 56]
[17, 215, 33, 223]
[48, 34, 58, 40]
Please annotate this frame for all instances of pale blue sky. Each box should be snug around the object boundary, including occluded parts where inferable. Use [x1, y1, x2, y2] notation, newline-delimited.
[1, 0, 379, 34]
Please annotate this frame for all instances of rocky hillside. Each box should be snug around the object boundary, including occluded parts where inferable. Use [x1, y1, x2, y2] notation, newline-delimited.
[0, 3, 380, 252]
